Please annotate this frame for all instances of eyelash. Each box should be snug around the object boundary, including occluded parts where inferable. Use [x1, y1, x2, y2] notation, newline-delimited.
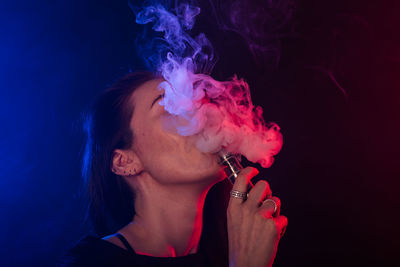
[153, 93, 164, 106]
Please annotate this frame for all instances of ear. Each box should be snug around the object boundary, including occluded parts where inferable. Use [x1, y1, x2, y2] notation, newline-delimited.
[111, 149, 143, 176]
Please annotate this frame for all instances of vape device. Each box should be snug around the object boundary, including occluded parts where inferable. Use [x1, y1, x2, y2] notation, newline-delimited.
[218, 149, 254, 192]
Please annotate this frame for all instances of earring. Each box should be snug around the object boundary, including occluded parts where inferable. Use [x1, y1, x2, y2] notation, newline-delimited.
[129, 168, 137, 176]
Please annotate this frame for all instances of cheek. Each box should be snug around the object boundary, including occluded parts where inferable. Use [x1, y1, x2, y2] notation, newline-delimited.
[136, 123, 177, 158]
[135, 118, 222, 183]
[134, 121, 181, 169]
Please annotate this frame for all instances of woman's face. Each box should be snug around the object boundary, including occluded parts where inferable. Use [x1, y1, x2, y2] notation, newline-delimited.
[128, 79, 225, 186]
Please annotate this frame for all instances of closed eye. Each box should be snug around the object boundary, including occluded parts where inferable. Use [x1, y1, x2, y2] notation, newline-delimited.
[150, 93, 165, 109]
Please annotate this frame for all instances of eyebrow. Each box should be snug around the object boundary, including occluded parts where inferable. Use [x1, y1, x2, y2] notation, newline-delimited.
[150, 94, 163, 109]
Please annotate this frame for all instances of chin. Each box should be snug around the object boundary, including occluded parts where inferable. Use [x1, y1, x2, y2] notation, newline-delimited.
[172, 151, 225, 185]
[199, 164, 226, 185]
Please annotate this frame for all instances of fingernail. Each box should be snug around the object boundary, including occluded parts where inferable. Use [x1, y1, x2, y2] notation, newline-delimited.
[253, 168, 259, 176]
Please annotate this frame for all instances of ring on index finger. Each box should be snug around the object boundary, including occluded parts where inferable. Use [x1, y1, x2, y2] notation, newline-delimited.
[230, 189, 248, 200]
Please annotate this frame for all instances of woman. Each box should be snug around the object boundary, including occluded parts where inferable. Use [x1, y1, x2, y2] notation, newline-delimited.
[59, 71, 288, 267]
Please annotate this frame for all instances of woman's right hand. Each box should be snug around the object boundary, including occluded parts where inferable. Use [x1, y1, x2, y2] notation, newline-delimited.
[227, 167, 288, 267]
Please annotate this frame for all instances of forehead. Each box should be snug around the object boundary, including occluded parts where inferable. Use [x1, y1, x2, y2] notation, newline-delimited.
[131, 78, 164, 106]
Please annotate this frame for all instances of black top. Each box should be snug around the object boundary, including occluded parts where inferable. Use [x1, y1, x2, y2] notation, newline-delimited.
[115, 233, 135, 254]
[57, 234, 210, 266]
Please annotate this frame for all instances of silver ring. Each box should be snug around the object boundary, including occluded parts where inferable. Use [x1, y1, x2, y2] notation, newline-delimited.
[230, 190, 247, 200]
[263, 199, 277, 213]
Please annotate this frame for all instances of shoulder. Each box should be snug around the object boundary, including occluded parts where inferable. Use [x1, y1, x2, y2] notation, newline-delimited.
[57, 235, 133, 267]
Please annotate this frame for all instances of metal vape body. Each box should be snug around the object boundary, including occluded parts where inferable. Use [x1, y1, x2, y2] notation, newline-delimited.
[218, 149, 254, 192]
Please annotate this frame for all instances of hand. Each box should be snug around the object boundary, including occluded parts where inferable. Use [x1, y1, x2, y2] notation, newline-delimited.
[227, 167, 288, 267]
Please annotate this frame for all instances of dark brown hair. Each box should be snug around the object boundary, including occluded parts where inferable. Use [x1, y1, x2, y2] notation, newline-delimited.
[81, 71, 157, 236]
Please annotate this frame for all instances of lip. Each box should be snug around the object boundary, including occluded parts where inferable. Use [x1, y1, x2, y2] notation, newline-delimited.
[213, 152, 225, 165]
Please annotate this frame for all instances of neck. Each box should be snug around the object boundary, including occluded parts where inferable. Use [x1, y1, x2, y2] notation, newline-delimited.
[124, 177, 216, 257]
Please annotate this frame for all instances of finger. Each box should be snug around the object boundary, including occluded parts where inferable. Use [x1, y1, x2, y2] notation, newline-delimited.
[273, 215, 288, 239]
[245, 180, 272, 209]
[259, 196, 281, 217]
[229, 167, 259, 206]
